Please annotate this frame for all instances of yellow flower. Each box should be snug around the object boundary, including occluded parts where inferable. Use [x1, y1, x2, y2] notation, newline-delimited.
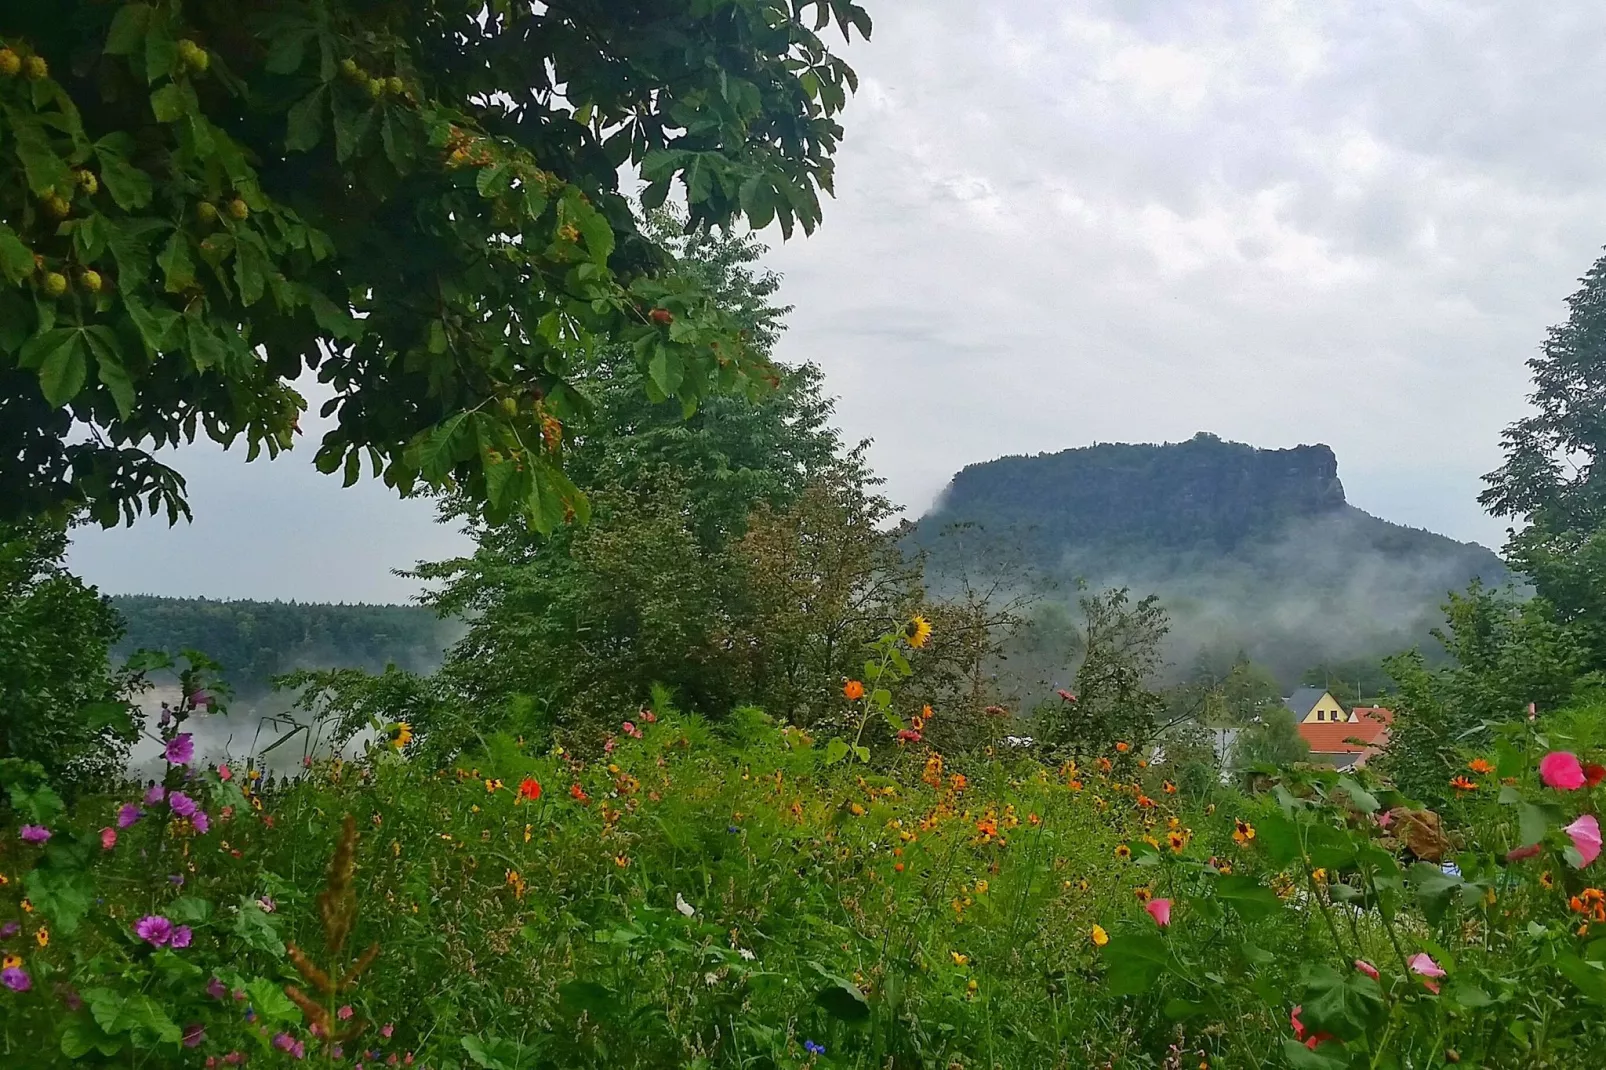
[35, 928, 49, 947]
[849, 802, 866, 816]
[1115, 844, 1131, 860]
[1167, 830, 1187, 853]
[2, 954, 21, 969]
[485, 778, 503, 793]
[974, 880, 989, 895]
[950, 951, 969, 966]
[387, 721, 413, 749]
[1091, 924, 1109, 947]
[905, 615, 933, 649]
[1233, 819, 1255, 845]
[20, 899, 33, 913]
[523, 823, 533, 843]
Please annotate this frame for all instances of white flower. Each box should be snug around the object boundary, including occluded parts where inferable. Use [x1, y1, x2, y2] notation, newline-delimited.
[675, 893, 695, 917]
[738, 948, 756, 961]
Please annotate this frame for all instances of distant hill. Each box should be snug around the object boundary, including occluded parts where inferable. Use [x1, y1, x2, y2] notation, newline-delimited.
[912, 432, 1512, 687]
[109, 596, 459, 696]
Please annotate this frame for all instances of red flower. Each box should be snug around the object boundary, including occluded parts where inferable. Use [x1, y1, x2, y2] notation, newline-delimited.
[896, 729, 922, 744]
[517, 778, 542, 802]
[1505, 842, 1543, 863]
[1290, 1005, 1334, 1050]
[1586, 763, 1606, 788]
[569, 783, 589, 804]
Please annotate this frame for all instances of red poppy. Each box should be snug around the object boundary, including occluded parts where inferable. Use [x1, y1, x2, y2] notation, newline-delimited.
[518, 778, 542, 802]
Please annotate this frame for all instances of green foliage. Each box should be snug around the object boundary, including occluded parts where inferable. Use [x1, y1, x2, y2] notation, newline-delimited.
[1039, 587, 1169, 758]
[0, 518, 137, 788]
[1230, 706, 1311, 772]
[0, 1, 868, 528]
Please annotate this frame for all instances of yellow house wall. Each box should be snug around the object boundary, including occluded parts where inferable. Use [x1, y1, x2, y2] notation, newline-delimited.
[1300, 693, 1350, 723]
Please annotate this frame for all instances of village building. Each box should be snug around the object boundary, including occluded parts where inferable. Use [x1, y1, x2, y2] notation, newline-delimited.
[1284, 687, 1393, 769]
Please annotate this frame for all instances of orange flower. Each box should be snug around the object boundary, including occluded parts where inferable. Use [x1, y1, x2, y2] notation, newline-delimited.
[569, 783, 589, 804]
[1163, 780, 1177, 794]
[1233, 819, 1255, 845]
[1449, 775, 1477, 792]
[517, 778, 542, 802]
[1097, 757, 1113, 773]
[1115, 844, 1132, 860]
[1133, 886, 1152, 902]
[843, 680, 865, 701]
[1115, 741, 1130, 753]
[1467, 757, 1495, 775]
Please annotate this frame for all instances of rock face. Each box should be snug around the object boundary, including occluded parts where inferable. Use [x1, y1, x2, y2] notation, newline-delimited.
[914, 433, 1512, 684]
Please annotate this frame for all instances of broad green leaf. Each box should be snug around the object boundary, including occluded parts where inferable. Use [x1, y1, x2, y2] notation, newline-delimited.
[149, 84, 188, 123]
[85, 326, 136, 419]
[1214, 874, 1281, 921]
[1518, 802, 1549, 847]
[232, 898, 285, 956]
[823, 738, 850, 764]
[84, 988, 182, 1045]
[1103, 931, 1167, 996]
[95, 142, 153, 209]
[157, 231, 195, 292]
[60, 1015, 123, 1059]
[38, 331, 88, 406]
[243, 978, 299, 1023]
[815, 978, 870, 1021]
[1555, 954, 1606, 1005]
[557, 979, 615, 1016]
[1335, 776, 1378, 814]
[104, 3, 152, 55]
[6, 108, 72, 195]
[649, 348, 683, 396]
[1280, 1039, 1347, 1069]
[0, 223, 33, 283]
[1299, 963, 1383, 1041]
[286, 86, 328, 152]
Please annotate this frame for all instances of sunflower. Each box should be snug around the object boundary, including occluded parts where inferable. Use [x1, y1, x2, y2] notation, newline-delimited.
[1233, 819, 1256, 845]
[386, 721, 413, 750]
[1167, 830, 1187, 853]
[1, 954, 20, 970]
[1114, 844, 1132, 860]
[904, 615, 933, 649]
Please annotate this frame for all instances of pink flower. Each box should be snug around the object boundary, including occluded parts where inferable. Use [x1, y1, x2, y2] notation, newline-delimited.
[117, 803, 142, 828]
[100, 827, 117, 850]
[192, 811, 210, 835]
[1375, 809, 1395, 829]
[642, 709, 657, 723]
[338, 1005, 354, 1021]
[1353, 959, 1380, 981]
[1565, 814, 1602, 867]
[207, 977, 228, 1000]
[168, 791, 197, 818]
[1506, 843, 1543, 862]
[1540, 751, 1587, 790]
[622, 721, 642, 739]
[135, 915, 175, 947]
[145, 784, 167, 805]
[165, 733, 195, 766]
[1407, 952, 1445, 993]
[19, 825, 51, 845]
[2, 966, 31, 992]
[1144, 898, 1172, 927]
[1057, 689, 1077, 703]
[183, 1023, 206, 1048]
[171, 926, 193, 949]
[218, 763, 232, 782]
[380, 1023, 394, 1038]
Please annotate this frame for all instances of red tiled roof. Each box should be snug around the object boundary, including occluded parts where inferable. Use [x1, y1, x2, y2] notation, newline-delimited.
[1299, 713, 1390, 754]
[1350, 706, 1394, 725]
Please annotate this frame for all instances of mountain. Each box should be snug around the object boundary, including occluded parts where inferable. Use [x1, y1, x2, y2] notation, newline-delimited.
[912, 432, 1512, 687]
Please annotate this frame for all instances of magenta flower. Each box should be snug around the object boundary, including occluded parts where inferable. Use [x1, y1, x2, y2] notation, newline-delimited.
[1, 921, 19, 938]
[2, 966, 30, 992]
[19, 825, 50, 845]
[192, 811, 210, 835]
[1407, 952, 1445, 993]
[1354, 959, 1380, 981]
[145, 784, 166, 805]
[207, 977, 228, 1000]
[168, 791, 197, 818]
[1540, 751, 1586, 791]
[134, 915, 175, 947]
[187, 690, 212, 710]
[338, 1005, 354, 1020]
[380, 1023, 394, 1038]
[170, 926, 193, 949]
[182, 1022, 205, 1048]
[1566, 814, 1602, 867]
[165, 733, 195, 766]
[217, 762, 232, 782]
[100, 827, 117, 850]
[1144, 898, 1172, 928]
[117, 803, 142, 828]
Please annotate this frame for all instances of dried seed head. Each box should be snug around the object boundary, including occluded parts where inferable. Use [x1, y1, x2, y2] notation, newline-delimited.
[287, 942, 335, 996]
[340, 942, 381, 992]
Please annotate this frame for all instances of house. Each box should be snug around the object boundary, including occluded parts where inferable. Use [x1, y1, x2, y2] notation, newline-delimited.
[1285, 688, 1393, 769]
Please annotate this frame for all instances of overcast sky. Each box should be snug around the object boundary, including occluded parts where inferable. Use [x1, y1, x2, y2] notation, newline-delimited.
[69, 0, 1605, 603]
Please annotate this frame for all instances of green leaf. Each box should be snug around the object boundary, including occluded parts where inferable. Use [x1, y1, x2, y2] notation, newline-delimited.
[1556, 954, 1606, 1005]
[461, 1034, 534, 1070]
[557, 979, 615, 1016]
[1253, 812, 1302, 866]
[84, 988, 182, 1045]
[648, 347, 683, 396]
[332, 92, 376, 163]
[870, 687, 892, 710]
[1280, 1039, 1347, 1069]
[104, 3, 152, 56]
[85, 326, 136, 419]
[122, 294, 181, 354]
[149, 84, 188, 123]
[851, 745, 870, 763]
[233, 231, 270, 306]
[286, 86, 328, 152]
[0, 223, 34, 284]
[9, 780, 66, 823]
[1335, 776, 1379, 814]
[1519, 802, 1549, 847]
[23, 860, 94, 934]
[157, 231, 195, 293]
[243, 978, 300, 1023]
[167, 895, 214, 923]
[232, 898, 285, 956]
[1104, 932, 1167, 996]
[1214, 874, 1282, 921]
[38, 331, 88, 407]
[815, 978, 870, 1022]
[823, 738, 850, 764]
[60, 1015, 123, 1059]
[95, 142, 153, 209]
[6, 108, 72, 195]
[1299, 963, 1383, 1041]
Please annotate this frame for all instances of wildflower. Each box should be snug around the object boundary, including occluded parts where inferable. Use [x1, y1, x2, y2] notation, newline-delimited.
[523, 823, 533, 843]
[1587, 763, 1606, 788]
[622, 720, 643, 739]
[1091, 924, 1109, 946]
[165, 733, 195, 765]
[1233, 819, 1255, 845]
[35, 928, 48, 947]
[1407, 952, 1446, 994]
[1354, 959, 1380, 981]
[192, 811, 210, 835]
[145, 784, 167, 805]
[1115, 741, 1130, 753]
[1057, 689, 1077, 702]
[642, 709, 657, 723]
[1167, 830, 1187, 853]
[803, 1040, 825, 1056]
[134, 916, 175, 947]
[1467, 758, 1495, 775]
[1163, 780, 1177, 794]
[2, 965, 29, 992]
[569, 783, 589, 804]
[338, 1005, 354, 1021]
[2, 955, 19, 969]
[386, 721, 413, 749]
[974, 879, 989, 895]
[1145, 898, 1172, 927]
[614, 854, 630, 868]
[19, 825, 50, 845]
[950, 951, 969, 966]
[896, 728, 922, 743]
[208, 977, 228, 1000]
[675, 894, 696, 917]
[1115, 844, 1132, 860]
[217, 762, 232, 781]
[1290, 1005, 1333, 1050]
[1134, 886, 1152, 902]
[1506, 843, 1543, 862]
[171, 926, 193, 949]
[168, 791, 197, 818]
[950, 773, 968, 793]
[484, 778, 503, 793]
[0, 923, 16, 938]
[1540, 751, 1587, 790]
[1565, 814, 1602, 867]
[518, 777, 542, 802]
[1449, 775, 1477, 792]
[117, 803, 142, 828]
[380, 1023, 394, 1038]
[904, 615, 933, 649]
[183, 1023, 206, 1048]
[1542, 871, 1555, 889]
[100, 827, 117, 850]
[1097, 756, 1112, 773]
[843, 680, 865, 701]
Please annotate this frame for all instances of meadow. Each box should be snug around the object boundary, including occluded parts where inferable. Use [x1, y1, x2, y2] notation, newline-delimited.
[6, 666, 1606, 1068]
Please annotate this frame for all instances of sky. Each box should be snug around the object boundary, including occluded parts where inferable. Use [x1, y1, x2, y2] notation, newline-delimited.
[69, 0, 1606, 603]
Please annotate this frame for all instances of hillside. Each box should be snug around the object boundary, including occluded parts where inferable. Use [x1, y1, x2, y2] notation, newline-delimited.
[109, 596, 459, 696]
[913, 432, 1512, 687]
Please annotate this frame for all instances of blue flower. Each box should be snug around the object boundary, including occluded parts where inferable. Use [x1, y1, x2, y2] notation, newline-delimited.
[727, 825, 739, 834]
[804, 1039, 825, 1055]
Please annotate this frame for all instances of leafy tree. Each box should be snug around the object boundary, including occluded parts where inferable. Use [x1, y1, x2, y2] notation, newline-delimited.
[0, 519, 137, 787]
[0, 1, 869, 528]
[1038, 587, 1170, 759]
[1228, 706, 1310, 771]
[1483, 248, 1606, 670]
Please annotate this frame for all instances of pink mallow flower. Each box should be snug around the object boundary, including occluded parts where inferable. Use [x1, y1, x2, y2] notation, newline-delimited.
[217, 762, 232, 782]
[192, 811, 210, 835]
[1144, 898, 1172, 928]
[134, 915, 175, 947]
[19, 825, 51, 845]
[2, 966, 31, 992]
[1354, 959, 1380, 981]
[1565, 814, 1602, 867]
[168, 792, 197, 818]
[145, 785, 166, 805]
[1540, 751, 1587, 791]
[183, 1023, 206, 1048]
[117, 803, 142, 828]
[100, 827, 117, 850]
[165, 733, 195, 766]
[1407, 952, 1445, 994]
[170, 926, 193, 949]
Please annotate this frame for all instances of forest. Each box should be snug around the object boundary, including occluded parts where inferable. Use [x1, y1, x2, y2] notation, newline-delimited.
[5, 3, 1606, 1068]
